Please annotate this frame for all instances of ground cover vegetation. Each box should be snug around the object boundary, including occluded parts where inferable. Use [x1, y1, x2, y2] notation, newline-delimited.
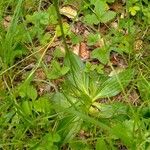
[0, 0, 150, 149]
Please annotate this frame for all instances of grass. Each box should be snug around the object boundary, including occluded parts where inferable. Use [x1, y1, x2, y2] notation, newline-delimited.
[0, 0, 150, 149]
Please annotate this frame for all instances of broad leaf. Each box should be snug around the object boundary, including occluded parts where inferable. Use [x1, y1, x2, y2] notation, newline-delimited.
[47, 60, 69, 80]
[90, 102, 128, 118]
[21, 101, 32, 116]
[93, 69, 134, 101]
[87, 33, 101, 46]
[111, 120, 136, 149]
[91, 47, 110, 64]
[96, 138, 108, 150]
[56, 115, 82, 145]
[94, 0, 108, 17]
[18, 82, 37, 101]
[84, 14, 99, 25]
[101, 11, 116, 23]
[33, 97, 51, 113]
[64, 52, 89, 96]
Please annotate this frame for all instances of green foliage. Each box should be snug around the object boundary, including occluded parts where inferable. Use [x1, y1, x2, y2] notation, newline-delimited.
[87, 33, 100, 46]
[26, 11, 49, 25]
[56, 22, 70, 37]
[96, 138, 108, 150]
[34, 96, 51, 113]
[90, 102, 128, 118]
[32, 133, 60, 150]
[18, 82, 37, 101]
[0, 0, 150, 149]
[137, 77, 150, 101]
[93, 69, 134, 100]
[91, 47, 110, 64]
[0, 0, 25, 66]
[69, 32, 82, 45]
[129, 6, 140, 16]
[47, 60, 70, 80]
[84, 0, 116, 25]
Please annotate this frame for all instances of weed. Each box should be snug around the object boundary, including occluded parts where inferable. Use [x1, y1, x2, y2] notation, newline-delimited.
[0, 0, 150, 149]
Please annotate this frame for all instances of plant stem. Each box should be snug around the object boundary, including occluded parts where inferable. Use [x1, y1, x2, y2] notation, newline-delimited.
[53, 0, 69, 53]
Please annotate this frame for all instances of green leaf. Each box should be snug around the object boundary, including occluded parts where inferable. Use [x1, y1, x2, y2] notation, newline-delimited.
[27, 85, 37, 101]
[90, 102, 128, 118]
[106, 0, 115, 3]
[111, 120, 135, 148]
[84, 14, 99, 25]
[137, 78, 150, 101]
[18, 82, 37, 101]
[39, 133, 60, 150]
[101, 11, 116, 23]
[56, 115, 82, 144]
[56, 22, 70, 37]
[53, 133, 61, 142]
[91, 47, 110, 64]
[48, 5, 58, 24]
[26, 11, 49, 25]
[85, 62, 97, 72]
[52, 92, 70, 109]
[47, 60, 69, 79]
[21, 101, 32, 116]
[96, 138, 108, 150]
[91, 0, 116, 24]
[87, 33, 100, 46]
[61, 66, 70, 75]
[70, 141, 91, 150]
[34, 97, 51, 113]
[53, 47, 65, 58]
[64, 51, 84, 73]
[69, 32, 82, 44]
[94, 0, 108, 17]
[40, 33, 51, 45]
[93, 69, 134, 100]
[129, 6, 140, 16]
[96, 64, 104, 74]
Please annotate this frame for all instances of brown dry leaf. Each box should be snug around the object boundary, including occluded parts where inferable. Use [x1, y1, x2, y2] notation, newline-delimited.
[73, 44, 80, 55]
[60, 5, 77, 19]
[35, 68, 46, 80]
[111, 22, 118, 29]
[0, 78, 5, 95]
[78, 130, 90, 139]
[38, 83, 51, 96]
[79, 42, 90, 60]
[110, 53, 127, 67]
[110, 1, 124, 13]
[59, 45, 66, 54]
[134, 40, 143, 51]
[75, 22, 88, 35]
[128, 90, 140, 106]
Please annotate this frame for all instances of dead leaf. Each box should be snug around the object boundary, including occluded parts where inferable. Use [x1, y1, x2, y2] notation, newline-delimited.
[79, 42, 90, 60]
[73, 44, 80, 55]
[134, 40, 143, 51]
[110, 53, 127, 67]
[60, 5, 77, 20]
[35, 68, 46, 80]
[3, 15, 12, 28]
[59, 45, 66, 54]
[110, 1, 123, 13]
[128, 90, 140, 106]
[111, 22, 118, 29]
